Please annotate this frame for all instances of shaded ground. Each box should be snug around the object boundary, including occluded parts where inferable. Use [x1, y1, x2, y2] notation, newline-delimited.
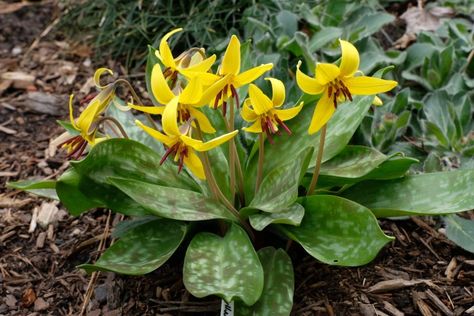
[1, 2, 473, 316]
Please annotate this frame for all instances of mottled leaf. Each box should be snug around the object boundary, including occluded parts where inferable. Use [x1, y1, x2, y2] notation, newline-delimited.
[80, 219, 186, 275]
[7, 179, 58, 200]
[249, 148, 312, 213]
[71, 138, 199, 192]
[249, 203, 305, 231]
[342, 169, 474, 217]
[108, 177, 237, 221]
[280, 195, 393, 266]
[444, 215, 474, 254]
[183, 223, 264, 305]
[236, 247, 294, 316]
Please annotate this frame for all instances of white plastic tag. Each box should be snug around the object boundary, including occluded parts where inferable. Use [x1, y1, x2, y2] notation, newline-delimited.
[220, 300, 234, 316]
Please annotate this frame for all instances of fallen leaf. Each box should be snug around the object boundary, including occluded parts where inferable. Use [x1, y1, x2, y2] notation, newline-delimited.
[368, 279, 435, 293]
[21, 288, 36, 307]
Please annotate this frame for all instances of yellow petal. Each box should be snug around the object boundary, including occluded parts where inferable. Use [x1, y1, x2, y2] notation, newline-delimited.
[241, 99, 258, 122]
[135, 120, 174, 146]
[196, 74, 231, 106]
[243, 120, 262, 133]
[68, 94, 79, 130]
[296, 61, 324, 95]
[248, 84, 273, 115]
[188, 108, 216, 133]
[151, 63, 175, 104]
[315, 63, 340, 86]
[159, 28, 182, 68]
[179, 78, 203, 105]
[183, 130, 238, 151]
[127, 103, 165, 115]
[184, 54, 216, 73]
[344, 76, 398, 95]
[338, 40, 360, 77]
[76, 99, 104, 133]
[308, 92, 335, 135]
[265, 77, 285, 107]
[162, 97, 181, 136]
[275, 101, 304, 121]
[93, 68, 113, 89]
[220, 35, 240, 75]
[183, 148, 205, 179]
[234, 63, 273, 87]
[372, 96, 383, 106]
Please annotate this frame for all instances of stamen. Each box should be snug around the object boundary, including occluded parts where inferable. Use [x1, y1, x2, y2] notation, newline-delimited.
[230, 85, 239, 107]
[328, 86, 333, 98]
[160, 143, 178, 165]
[222, 101, 227, 117]
[275, 116, 292, 135]
[214, 91, 222, 109]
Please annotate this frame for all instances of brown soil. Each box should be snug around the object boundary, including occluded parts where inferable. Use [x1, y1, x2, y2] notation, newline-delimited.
[1, 2, 473, 316]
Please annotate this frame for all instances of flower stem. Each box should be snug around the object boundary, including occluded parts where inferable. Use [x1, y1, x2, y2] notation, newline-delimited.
[255, 133, 265, 194]
[307, 124, 327, 195]
[96, 117, 129, 139]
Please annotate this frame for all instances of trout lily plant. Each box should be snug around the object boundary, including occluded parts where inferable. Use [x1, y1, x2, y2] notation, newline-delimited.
[10, 29, 474, 315]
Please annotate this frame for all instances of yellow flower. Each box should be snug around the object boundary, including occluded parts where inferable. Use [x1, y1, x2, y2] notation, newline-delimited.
[136, 97, 238, 179]
[198, 35, 273, 112]
[242, 78, 303, 143]
[60, 68, 115, 158]
[129, 63, 216, 133]
[296, 39, 398, 134]
[156, 28, 216, 82]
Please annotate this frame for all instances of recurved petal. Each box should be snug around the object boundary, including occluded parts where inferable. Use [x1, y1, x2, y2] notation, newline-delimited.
[308, 92, 335, 135]
[188, 108, 216, 133]
[135, 120, 174, 146]
[234, 63, 273, 87]
[241, 99, 258, 122]
[265, 77, 285, 107]
[184, 148, 206, 179]
[159, 28, 182, 68]
[151, 63, 175, 104]
[344, 76, 398, 95]
[93, 68, 113, 89]
[195, 74, 231, 106]
[76, 99, 103, 133]
[248, 84, 273, 115]
[339, 40, 360, 77]
[127, 103, 165, 115]
[162, 97, 181, 136]
[180, 78, 203, 105]
[68, 94, 79, 130]
[184, 54, 216, 73]
[243, 120, 262, 133]
[315, 63, 340, 86]
[296, 61, 324, 95]
[193, 130, 238, 152]
[220, 35, 241, 75]
[275, 101, 304, 121]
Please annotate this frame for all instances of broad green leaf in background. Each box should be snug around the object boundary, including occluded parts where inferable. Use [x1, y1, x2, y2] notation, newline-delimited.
[72, 139, 199, 192]
[249, 148, 312, 213]
[249, 203, 305, 231]
[108, 178, 237, 221]
[183, 223, 264, 305]
[342, 169, 474, 217]
[308, 27, 343, 52]
[280, 195, 393, 266]
[245, 95, 374, 198]
[79, 219, 186, 275]
[7, 179, 58, 200]
[444, 215, 474, 254]
[236, 247, 294, 316]
[56, 169, 149, 217]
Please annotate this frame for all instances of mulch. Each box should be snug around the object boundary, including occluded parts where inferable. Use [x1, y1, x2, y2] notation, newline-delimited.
[1, 2, 473, 316]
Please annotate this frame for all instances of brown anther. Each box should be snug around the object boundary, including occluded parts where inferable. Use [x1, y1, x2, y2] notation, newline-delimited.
[160, 143, 179, 165]
[214, 91, 222, 109]
[230, 85, 240, 107]
[275, 116, 292, 135]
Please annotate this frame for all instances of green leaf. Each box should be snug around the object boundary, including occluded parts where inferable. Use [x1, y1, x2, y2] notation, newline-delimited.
[245, 95, 373, 199]
[57, 120, 80, 135]
[319, 145, 387, 178]
[56, 169, 149, 217]
[308, 27, 343, 52]
[79, 219, 186, 275]
[249, 203, 305, 231]
[249, 148, 312, 213]
[183, 223, 264, 305]
[236, 247, 294, 316]
[444, 215, 474, 254]
[108, 177, 237, 221]
[342, 170, 474, 217]
[280, 195, 393, 266]
[72, 138, 199, 192]
[7, 179, 58, 200]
